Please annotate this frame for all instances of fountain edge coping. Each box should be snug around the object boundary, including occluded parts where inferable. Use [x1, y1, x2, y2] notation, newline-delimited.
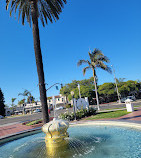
[70, 120, 141, 130]
[0, 127, 41, 145]
[0, 120, 141, 145]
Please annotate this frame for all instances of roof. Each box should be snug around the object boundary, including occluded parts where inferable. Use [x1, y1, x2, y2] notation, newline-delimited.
[47, 95, 62, 99]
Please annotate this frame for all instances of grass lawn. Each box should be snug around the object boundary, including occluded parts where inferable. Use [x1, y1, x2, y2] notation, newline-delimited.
[99, 105, 141, 111]
[85, 110, 130, 120]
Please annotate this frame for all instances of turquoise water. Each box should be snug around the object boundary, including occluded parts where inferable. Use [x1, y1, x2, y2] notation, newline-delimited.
[0, 125, 141, 158]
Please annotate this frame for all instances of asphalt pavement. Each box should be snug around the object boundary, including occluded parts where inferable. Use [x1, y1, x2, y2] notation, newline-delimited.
[0, 100, 141, 126]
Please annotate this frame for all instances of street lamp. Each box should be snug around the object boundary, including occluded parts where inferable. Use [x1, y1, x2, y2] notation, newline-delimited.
[71, 91, 76, 120]
[46, 83, 63, 91]
[78, 84, 81, 98]
[46, 83, 63, 118]
[111, 65, 121, 103]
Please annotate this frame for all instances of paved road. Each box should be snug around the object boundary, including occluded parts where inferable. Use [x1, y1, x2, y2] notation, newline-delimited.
[0, 100, 141, 126]
[97, 100, 141, 110]
[0, 113, 43, 126]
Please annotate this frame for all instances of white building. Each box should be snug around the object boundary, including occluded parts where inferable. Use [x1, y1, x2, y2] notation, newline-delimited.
[47, 94, 67, 106]
[17, 94, 68, 111]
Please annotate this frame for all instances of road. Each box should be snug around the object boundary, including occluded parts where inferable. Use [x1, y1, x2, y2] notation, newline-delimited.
[0, 100, 141, 126]
[0, 113, 43, 126]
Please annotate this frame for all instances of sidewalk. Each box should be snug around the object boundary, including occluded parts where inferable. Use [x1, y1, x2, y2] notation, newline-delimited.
[0, 117, 53, 139]
[118, 108, 141, 121]
[0, 109, 141, 139]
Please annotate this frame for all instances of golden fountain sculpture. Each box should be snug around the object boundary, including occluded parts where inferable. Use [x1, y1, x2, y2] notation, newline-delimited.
[42, 118, 69, 157]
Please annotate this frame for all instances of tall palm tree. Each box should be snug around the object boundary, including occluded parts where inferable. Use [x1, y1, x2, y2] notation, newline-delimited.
[77, 49, 112, 110]
[18, 89, 31, 102]
[18, 89, 31, 114]
[6, 0, 67, 123]
[11, 98, 16, 107]
[11, 98, 16, 113]
[116, 78, 126, 84]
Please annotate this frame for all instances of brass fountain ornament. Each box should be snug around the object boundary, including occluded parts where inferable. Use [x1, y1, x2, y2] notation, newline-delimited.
[42, 118, 69, 157]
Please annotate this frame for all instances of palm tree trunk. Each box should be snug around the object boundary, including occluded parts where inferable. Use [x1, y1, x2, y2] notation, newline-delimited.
[93, 69, 100, 110]
[31, 1, 49, 124]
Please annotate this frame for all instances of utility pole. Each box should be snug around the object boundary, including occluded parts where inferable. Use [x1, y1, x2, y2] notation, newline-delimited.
[111, 65, 121, 103]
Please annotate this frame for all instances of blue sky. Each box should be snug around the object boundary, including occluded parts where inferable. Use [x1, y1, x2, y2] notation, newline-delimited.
[0, 0, 141, 105]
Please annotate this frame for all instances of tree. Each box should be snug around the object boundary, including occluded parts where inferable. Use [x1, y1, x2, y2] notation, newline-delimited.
[60, 86, 70, 104]
[6, 0, 67, 123]
[77, 48, 111, 110]
[18, 99, 25, 105]
[11, 98, 16, 107]
[0, 88, 5, 116]
[11, 98, 16, 113]
[27, 95, 35, 103]
[18, 89, 31, 103]
[116, 78, 126, 84]
[98, 83, 117, 103]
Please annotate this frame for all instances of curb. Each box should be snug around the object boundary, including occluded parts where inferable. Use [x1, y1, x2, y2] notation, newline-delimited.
[0, 127, 42, 145]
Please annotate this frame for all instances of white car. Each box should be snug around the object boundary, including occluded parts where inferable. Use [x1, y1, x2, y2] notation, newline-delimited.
[33, 109, 41, 113]
[55, 106, 64, 110]
[0, 115, 4, 119]
[127, 96, 136, 101]
[124, 98, 133, 102]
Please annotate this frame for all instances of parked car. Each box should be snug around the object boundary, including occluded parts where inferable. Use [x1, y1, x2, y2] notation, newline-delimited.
[0, 115, 4, 119]
[117, 98, 127, 103]
[117, 96, 135, 103]
[18, 112, 23, 115]
[127, 96, 136, 101]
[33, 109, 41, 113]
[55, 106, 65, 110]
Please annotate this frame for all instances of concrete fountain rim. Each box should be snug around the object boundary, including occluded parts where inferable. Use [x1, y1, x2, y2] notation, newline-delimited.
[70, 120, 141, 130]
[0, 120, 141, 145]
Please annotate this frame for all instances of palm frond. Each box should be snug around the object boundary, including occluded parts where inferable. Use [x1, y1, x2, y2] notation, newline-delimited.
[82, 66, 90, 76]
[97, 62, 112, 74]
[88, 48, 104, 63]
[6, 0, 67, 26]
[18, 92, 23, 96]
[97, 56, 110, 63]
[77, 60, 89, 67]
[92, 49, 103, 59]
[78, 48, 111, 78]
[91, 61, 96, 68]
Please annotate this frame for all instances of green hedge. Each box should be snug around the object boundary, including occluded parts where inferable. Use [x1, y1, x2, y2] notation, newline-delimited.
[59, 107, 96, 121]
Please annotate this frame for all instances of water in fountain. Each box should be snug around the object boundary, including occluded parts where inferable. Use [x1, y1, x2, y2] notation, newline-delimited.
[0, 125, 141, 158]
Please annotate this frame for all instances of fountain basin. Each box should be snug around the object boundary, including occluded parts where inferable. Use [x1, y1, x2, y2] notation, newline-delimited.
[0, 121, 141, 158]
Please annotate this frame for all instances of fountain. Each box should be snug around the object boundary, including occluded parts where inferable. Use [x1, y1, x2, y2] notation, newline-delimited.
[0, 121, 141, 158]
[42, 118, 69, 157]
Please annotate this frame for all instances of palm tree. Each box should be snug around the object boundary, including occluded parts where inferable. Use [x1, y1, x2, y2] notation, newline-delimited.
[11, 98, 16, 113]
[116, 78, 126, 84]
[11, 98, 16, 106]
[18, 89, 31, 114]
[18, 89, 31, 101]
[77, 48, 112, 110]
[6, 0, 67, 123]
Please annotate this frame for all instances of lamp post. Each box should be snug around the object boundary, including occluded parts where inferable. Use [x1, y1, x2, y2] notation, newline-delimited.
[46, 83, 63, 91]
[78, 84, 81, 98]
[46, 83, 63, 118]
[111, 65, 121, 104]
[71, 91, 76, 120]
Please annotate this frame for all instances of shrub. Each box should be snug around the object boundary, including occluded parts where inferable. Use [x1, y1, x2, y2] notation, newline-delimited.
[59, 107, 96, 121]
[65, 104, 72, 108]
[59, 111, 74, 121]
[24, 119, 42, 126]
